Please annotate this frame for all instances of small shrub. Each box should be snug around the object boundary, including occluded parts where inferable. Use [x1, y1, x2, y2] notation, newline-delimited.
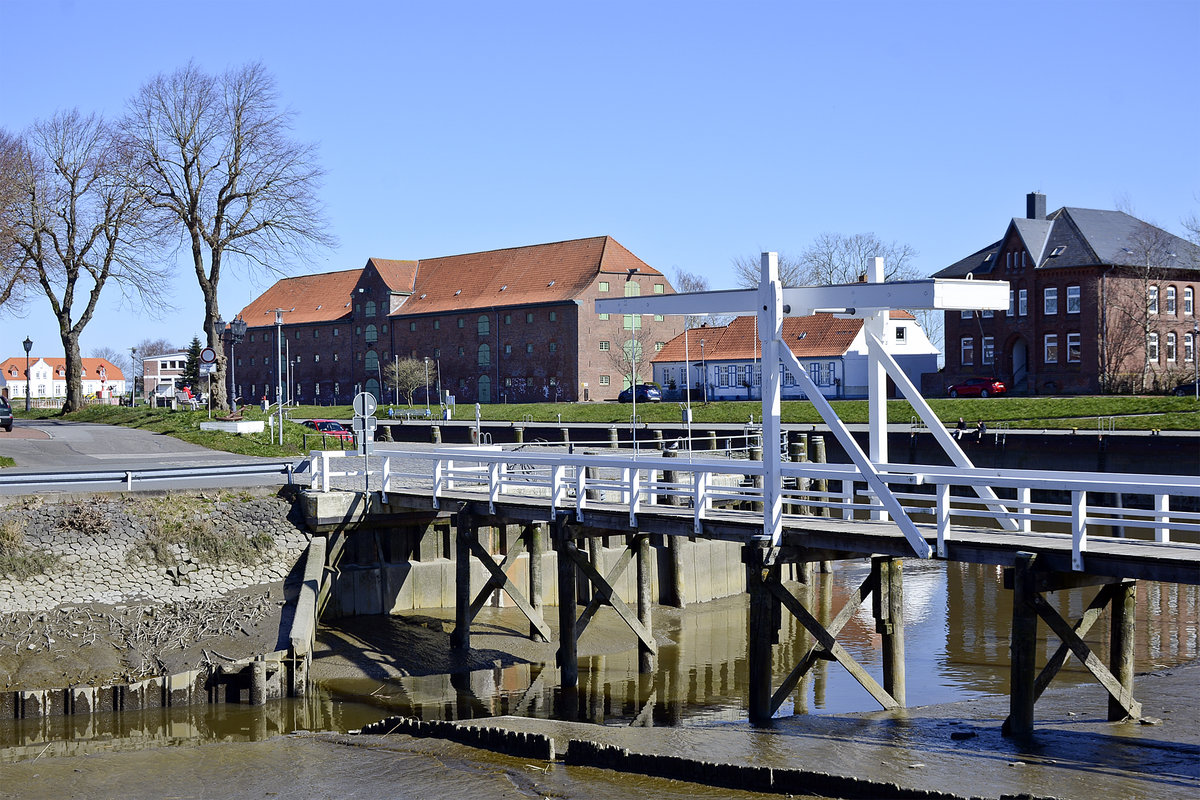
[0, 519, 59, 579]
[127, 493, 274, 568]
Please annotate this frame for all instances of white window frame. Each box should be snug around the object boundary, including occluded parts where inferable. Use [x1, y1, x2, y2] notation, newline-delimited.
[1044, 287, 1058, 315]
[1066, 285, 1080, 314]
[1147, 332, 1159, 362]
[1186, 332, 1195, 363]
[1044, 334, 1058, 364]
[982, 336, 994, 365]
[961, 337, 974, 366]
[1166, 286, 1177, 315]
[1067, 332, 1081, 363]
[1166, 331, 1177, 362]
[1148, 286, 1159, 315]
[1018, 289, 1027, 316]
[1185, 287, 1194, 316]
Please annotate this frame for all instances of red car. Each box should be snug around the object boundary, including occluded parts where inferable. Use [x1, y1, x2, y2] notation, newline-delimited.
[303, 419, 355, 441]
[947, 377, 1006, 398]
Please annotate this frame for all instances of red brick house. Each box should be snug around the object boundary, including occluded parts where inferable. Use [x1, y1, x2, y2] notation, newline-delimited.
[934, 193, 1200, 394]
[227, 237, 681, 405]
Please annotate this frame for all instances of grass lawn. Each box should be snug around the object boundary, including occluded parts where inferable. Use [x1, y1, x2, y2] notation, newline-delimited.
[6, 394, 1194, 463]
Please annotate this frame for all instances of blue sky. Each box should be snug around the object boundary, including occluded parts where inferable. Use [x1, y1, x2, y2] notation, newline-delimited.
[2, 0, 1197, 364]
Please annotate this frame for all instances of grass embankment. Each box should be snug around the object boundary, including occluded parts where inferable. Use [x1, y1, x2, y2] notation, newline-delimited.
[7, 394, 1195, 465]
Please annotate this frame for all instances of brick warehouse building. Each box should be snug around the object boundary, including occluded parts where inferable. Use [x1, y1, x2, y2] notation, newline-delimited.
[934, 193, 1200, 394]
[225, 236, 682, 405]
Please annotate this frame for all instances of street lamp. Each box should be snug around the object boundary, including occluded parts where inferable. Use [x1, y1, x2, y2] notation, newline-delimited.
[128, 347, 137, 406]
[699, 338, 707, 403]
[423, 357, 431, 416]
[1193, 318, 1198, 401]
[222, 315, 247, 412]
[267, 308, 290, 445]
[22, 337, 32, 412]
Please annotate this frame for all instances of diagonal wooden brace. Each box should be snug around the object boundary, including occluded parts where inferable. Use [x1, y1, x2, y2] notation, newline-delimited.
[464, 531, 552, 642]
[567, 539, 657, 654]
[577, 540, 636, 638]
[1031, 591, 1141, 720]
[767, 577, 899, 711]
[1031, 584, 1118, 702]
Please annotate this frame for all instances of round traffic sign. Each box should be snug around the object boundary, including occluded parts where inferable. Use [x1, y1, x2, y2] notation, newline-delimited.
[353, 391, 377, 417]
[200, 347, 217, 364]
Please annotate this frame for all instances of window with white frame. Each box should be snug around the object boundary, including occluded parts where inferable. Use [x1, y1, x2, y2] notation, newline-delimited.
[1148, 286, 1159, 314]
[1186, 332, 1195, 363]
[1147, 332, 1159, 361]
[961, 337, 974, 366]
[1167, 332, 1177, 361]
[599, 375, 610, 386]
[1067, 285, 1080, 314]
[1018, 289, 1027, 316]
[1008, 289, 1015, 316]
[1044, 287, 1058, 315]
[1185, 287, 1194, 316]
[718, 366, 730, 387]
[983, 336, 994, 365]
[1166, 286, 1177, 315]
[783, 367, 795, 387]
[1044, 334, 1058, 363]
[599, 341, 609, 351]
[961, 309, 972, 319]
[895, 326, 906, 342]
[808, 362, 821, 385]
[1067, 333, 1081, 363]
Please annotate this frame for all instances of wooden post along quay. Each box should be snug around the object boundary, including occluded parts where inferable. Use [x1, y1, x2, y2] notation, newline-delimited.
[309, 252, 1200, 733]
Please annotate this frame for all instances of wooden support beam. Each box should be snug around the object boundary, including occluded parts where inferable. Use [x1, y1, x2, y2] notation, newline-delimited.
[1031, 584, 1116, 702]
[567, 539, 657, 653]
[637, 533, 654, 674]
[770, 568, 876, 713]
[767, 578, 899, 711]
[528, 524, 547, 643]
[450, 513, 473, 650]
[463, 530, 552, 642]
[873, 556, 906, 707]
[1109, 580, 1137, 721]
[1032, 591, 1141, 721]
[576, 541, 635, 638]
[747, 554, 775, 726]
[554, 517, 579, 692]
[1005, 551, 1038, 737]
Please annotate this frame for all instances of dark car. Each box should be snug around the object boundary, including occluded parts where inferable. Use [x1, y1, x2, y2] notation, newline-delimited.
[1172, 380, 1199, 397]
[617, 384, 662, 403]
[947, 377, 1007, 398]
[303, 418, 354, 441]
[0, 396, 12, 432]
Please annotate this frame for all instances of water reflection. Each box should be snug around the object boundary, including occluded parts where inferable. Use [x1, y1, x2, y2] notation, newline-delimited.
[2, 561, 1196, 757]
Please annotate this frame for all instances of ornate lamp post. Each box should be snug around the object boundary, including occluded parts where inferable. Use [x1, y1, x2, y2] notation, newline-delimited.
[22, 337, 32, 411]
[217, 315, 248, 412]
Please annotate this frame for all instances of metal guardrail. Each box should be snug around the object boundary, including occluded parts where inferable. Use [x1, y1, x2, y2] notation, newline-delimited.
[0, 461, 301, 492]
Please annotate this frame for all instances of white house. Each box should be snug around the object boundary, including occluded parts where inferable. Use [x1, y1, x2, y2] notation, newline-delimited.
[142, 351, 189, 402]
[650, 312, 939, 401]
[0, 357, 126, 401]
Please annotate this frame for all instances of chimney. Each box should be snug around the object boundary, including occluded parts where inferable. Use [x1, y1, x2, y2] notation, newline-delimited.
[1026, 192, 1046, 220]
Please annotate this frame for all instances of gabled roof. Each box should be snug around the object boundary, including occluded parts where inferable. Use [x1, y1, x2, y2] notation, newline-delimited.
[238, 268, 361, 328]
[367, 258, 418, 293]
[396, 236, 661, 316]
[0, 357, 123, 380]
[935, 203, 1200, 278]
[651, 312, 914, 363]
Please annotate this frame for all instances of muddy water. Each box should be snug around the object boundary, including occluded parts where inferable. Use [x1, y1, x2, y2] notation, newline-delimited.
[1, 561, 1197, 798]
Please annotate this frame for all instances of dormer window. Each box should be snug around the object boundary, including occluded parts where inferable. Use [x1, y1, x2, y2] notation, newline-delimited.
[1050, 246, 1066, 257]
[454, 289, 461, 296]
[500, 285, 507, 291]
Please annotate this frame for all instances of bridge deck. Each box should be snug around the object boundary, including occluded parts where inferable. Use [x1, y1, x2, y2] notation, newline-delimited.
[379, 486, 1200, 586]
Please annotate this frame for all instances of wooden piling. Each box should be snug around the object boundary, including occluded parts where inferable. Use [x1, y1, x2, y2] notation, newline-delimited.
[789, 438, 808, 516]
[450, 513, 472, 650]
[811, 435, 829, 517]
[431, 425, 442, 444]
[608, 427, 619, 448]
[636, 534, 654, 673]
[528, 524, 546, 643]
[555, 520, 579, 692]
[874, 557, 906, 706]
[1006, 551, 1038, 736]
[1109, 579, 1137, 721]
[514, 426, 524, 444]
[747, 549, 774, 726]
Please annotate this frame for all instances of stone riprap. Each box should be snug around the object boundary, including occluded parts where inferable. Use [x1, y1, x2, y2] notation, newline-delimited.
[0, 490, 310, 613]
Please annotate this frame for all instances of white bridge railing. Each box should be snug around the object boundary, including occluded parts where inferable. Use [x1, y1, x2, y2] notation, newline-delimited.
[309, 447, 1200, 570]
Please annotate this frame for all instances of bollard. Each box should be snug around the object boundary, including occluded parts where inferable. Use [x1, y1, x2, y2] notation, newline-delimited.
[652, 429, 664, 451]
[790, 438, 809, 516]
[431, 425, 442, 444]
[560, 427, 570, 445]
[514, 426, 524, 444]
[608, 427, 619, 448]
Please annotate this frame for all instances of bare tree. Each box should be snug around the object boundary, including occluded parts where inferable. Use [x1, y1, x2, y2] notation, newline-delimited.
[0, 128, 36, 313]
[129, 337, 177, 400]
[124, 62, 334, 412]
[8, 111, 163, 412]
[605, 320, 663, 390]
[735, 233, 919, 289]
[731, 251, 806, 287]
[385, 358, 428, 406]
[1105, 221, 1181, 392]
[671, 267, 732, 328]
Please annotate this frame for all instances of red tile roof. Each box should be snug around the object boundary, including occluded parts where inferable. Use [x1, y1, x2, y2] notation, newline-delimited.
[652, 311, 914, 363]
[237, 268, 361, 329]
[398, 236, 661, 315]
[368, 258, 418, 292]
[0, 357, 123, 380]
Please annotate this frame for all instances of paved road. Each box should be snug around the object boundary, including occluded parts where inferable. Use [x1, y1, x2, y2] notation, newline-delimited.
[0, 420, 303, 494]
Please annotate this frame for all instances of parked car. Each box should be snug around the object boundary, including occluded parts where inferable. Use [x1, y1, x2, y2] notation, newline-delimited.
[946, 377, 1006, 398]
[0, 396, 12, 432]
[1172, 379, 1199, 397]
[303, 419, 354, 441]
[617, 384, 662, 403]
